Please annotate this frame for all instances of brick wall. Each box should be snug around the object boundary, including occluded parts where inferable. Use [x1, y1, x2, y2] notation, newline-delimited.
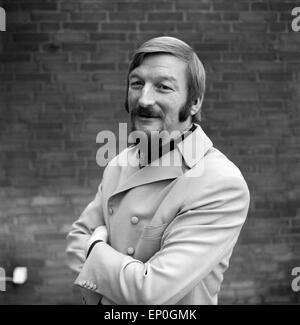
[0, 0, 299, 304]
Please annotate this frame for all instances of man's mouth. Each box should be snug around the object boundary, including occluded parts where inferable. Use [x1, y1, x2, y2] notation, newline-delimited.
[136, 111, 161, 119]
[134, 107, 161, 119]
[137, 114, 159, 118]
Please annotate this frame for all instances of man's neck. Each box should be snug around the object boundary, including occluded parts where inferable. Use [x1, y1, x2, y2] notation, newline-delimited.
[160, 122, 193, 145]
[137, 123, 196, 168]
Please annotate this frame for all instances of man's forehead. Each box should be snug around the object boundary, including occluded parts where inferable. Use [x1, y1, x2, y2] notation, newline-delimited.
[130, 54, 187, 79]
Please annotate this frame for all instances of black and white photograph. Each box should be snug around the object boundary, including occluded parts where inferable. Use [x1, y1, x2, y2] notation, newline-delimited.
[0, 0, 299, 307]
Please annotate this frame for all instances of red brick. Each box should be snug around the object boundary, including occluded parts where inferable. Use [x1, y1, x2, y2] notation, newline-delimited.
[13, 33, 50, 42]
[60, 2, 81, 11]
[175, 1, 211, 10]
[54, 32, 89, 43]
[71, 12, 107, 21]
[62, 43, 97, 52]
[16, 73, 52, 82]
[0, 73, 13, 81]
[91, 50, 127, 62]
[187, 12, 222, 21]
[117, 2, 173, 11]
[102, 22, 136, 31]
[9, 23, 38, 32]
[175, 23, 195, 32]
[147, 12, 184, 21]
[31, 12, 68, 21]
[20, 2, 57, 11]
[4, 62, 39, 72]
[42, 62, 77, 72]
[194, 43, 229, 52]
[63, 23, 99, 31]
[279, 13, 293, 22]
[269, 23, 287, 32]
[91, 32, 127, 42]
[233, 22, 267, 32]
[80, 2, 116, 11]
[223, 72, 256, 81]
[109, 12, 145, 21]
[128, 32, 166, 42]
[80, 63, 115, 71]
[270, 2, 297, 11]
[5, 43, 39, 52]
[259, 72, 293, 81]
[0, 54, 31, 62]
[139, 22, 175, 32]
[198, 52, 222, 61]
[213, 2, 249, 11]
[70, 52, 89, 62]
[40, 23, 60, 32]
[251, 2, 268, 11]
[223, 13, 240, 21]
[279, 52, 300, 61]
[241, 53, 277, 61]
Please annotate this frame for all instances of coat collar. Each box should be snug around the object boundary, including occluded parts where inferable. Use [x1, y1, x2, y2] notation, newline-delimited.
[177, 124, 213, 169]
[110, 124, 213, 197]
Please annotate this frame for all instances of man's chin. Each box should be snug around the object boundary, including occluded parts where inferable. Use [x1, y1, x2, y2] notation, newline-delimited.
[132, 117, 162, 134]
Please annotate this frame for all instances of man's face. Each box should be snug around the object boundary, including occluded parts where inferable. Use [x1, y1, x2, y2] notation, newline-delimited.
[128, 54, 191, 136]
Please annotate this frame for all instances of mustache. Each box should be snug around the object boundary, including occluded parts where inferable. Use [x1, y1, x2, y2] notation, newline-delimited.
[132, 106, 163, 118]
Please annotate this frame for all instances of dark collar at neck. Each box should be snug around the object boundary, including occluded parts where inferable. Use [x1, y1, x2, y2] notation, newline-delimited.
[137, 123, 197, 168]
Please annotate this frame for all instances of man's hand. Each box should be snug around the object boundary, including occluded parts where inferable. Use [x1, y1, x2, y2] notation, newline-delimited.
[85, 225, 108, 256]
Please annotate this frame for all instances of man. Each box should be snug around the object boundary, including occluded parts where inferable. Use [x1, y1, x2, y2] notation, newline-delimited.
[66, 36, 250, 305]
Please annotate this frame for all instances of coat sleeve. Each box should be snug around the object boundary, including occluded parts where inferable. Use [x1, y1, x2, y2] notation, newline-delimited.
[66, 184, 105, 274]
[74, 174, 250, 305]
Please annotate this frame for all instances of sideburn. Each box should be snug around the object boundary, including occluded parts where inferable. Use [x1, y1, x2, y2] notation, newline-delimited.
[178, 96, 193, 122]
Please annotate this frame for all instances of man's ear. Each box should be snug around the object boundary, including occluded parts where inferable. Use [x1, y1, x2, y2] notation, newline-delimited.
[190, 97, 203, 116]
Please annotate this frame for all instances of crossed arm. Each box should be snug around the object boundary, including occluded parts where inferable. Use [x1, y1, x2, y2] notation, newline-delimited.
[66, 184, 106, 274]
[66, 176, 250, 305]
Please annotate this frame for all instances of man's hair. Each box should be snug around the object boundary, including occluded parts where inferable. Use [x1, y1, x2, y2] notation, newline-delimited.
[124, 36, 206, 123]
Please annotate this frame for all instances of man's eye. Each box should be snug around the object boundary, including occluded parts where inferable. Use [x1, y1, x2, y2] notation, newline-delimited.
[130, 81, 143, 88]
[157, 84, 172, 91]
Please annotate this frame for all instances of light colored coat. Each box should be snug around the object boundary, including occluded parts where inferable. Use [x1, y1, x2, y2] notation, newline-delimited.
[66, 124, 250, 305]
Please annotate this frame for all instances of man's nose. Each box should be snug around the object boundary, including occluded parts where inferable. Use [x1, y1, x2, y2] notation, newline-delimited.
[138, 86, 155, 107]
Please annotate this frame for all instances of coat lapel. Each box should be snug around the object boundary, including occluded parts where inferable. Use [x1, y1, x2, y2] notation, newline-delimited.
[177, 124, 213, 169]
[111, 147, 184, 197]
[110, 124, 213, 197]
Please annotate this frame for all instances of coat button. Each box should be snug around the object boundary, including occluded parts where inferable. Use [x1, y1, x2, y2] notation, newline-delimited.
[127, 247, 135, 255]
[131, 216, 139, 225]
[108, 207, 113, 215]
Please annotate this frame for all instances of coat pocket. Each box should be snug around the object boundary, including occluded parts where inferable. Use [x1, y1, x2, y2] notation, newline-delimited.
[135, 223, 168, 262]
[141, 223, 168, 239]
